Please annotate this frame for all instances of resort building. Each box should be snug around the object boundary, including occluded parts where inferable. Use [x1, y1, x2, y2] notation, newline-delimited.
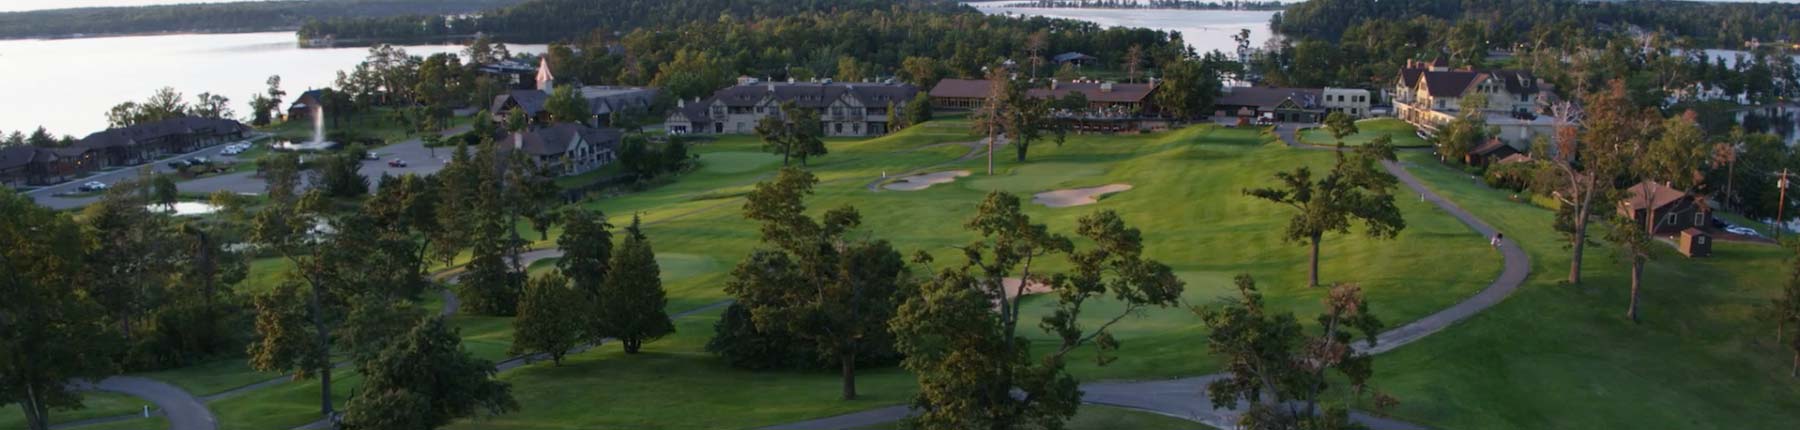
[490, 58, 660, 128]
[1212, 85, 1371, 124]
[927, 78, 1168, 132]
[1213, 87, 1327, 123]
[1393, 58, 1554, 148]
[490, 86, 659, 128]
[498, 123, 623, 177]
[75, 116, 249, 167]
[664, 81, 918, 137]
[0, 145, 97, 187]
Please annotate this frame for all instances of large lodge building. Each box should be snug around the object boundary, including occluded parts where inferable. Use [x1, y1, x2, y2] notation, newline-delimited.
[2, 116, 248, 187]
[665, 79, 918, 137]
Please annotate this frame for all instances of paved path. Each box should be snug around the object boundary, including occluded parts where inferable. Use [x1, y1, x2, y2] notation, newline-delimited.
[766, 125, 1530, 430]
[83, 377, 217, 430]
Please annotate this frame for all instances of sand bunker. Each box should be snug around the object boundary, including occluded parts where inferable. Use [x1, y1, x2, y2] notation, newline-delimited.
[882, 170, 971, 191]
[1032, 184, 1134, 208]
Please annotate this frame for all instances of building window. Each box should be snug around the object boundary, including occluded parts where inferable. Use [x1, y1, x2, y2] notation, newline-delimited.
[1694, 213, 1705, 226]
[834, 123, 844, 134]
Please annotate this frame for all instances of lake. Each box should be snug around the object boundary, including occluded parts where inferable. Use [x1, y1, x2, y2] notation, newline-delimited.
[0, 32, 545, 136]
[970, 0, 1277, 56]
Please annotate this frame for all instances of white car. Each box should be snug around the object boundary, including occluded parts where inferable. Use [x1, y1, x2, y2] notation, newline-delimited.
[78, 181, 108, 192]
[1725, 226, 1761, 237]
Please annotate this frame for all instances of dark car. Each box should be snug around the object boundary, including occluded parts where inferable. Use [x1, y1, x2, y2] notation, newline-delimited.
[388, 159, 408, 168]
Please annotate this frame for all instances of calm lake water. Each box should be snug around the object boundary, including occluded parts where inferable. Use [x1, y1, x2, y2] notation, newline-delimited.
[0, 32, 545, 135]
[971, 0, 1277, 56]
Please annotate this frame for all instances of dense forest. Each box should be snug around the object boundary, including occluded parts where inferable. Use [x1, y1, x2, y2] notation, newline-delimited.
[540, 8, 1183, 99]
[1010, 0, 1287, 10]
[0, 0, 524, 40]
[1275, 0, 1800, 50]
[298, 0, 948, 42]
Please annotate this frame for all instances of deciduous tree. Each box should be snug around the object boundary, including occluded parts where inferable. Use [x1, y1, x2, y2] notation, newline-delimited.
[727, 168, 907, 400]
[511, 272, 588, 365]
[1245, 142, 1406, 287]
[340, 317, 518, 430]
[891, 192, 1184, 429]
[0, 190, 118, 430]
[1198, 275, 1385, 430]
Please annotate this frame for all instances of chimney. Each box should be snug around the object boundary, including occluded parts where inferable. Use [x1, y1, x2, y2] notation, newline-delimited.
[1100, 82, 1114, 93]
[768, 83, 777, 92]
[678, 99, 685, 108]
[1050, 79, 1058, 90]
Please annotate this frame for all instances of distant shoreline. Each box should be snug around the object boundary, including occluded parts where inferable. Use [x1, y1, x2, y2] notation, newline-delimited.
[0, 26, 300, 42]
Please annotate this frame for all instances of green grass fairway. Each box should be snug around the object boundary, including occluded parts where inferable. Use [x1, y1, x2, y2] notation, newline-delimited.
[289, 121, 1487, 429]
[1338, 152, 1800, 429]
[1300, 118, 1430, 148]
[204, 120, 1502, 429]
[0, 392, 159, 429]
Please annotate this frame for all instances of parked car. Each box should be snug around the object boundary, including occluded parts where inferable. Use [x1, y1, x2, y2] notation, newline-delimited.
[189, 157, 210, 165]
[388, 159, 408, 168]
[78, 181, 107, 192]
[365, 151, 381, 161]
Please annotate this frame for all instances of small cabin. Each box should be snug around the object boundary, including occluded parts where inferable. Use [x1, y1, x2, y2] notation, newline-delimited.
[1679, 228, 1712, 258]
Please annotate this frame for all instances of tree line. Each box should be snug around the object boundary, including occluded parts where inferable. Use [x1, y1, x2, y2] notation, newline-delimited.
[1276, 0, 1800, 51]
[0, 0, 524, 40]
[298, 0, 941, 43]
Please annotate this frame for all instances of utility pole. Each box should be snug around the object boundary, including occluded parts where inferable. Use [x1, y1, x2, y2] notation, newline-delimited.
[1779, 169, 1790, 241]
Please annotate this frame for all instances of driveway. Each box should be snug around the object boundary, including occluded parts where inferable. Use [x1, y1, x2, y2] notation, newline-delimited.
[28, 126, 467, 210]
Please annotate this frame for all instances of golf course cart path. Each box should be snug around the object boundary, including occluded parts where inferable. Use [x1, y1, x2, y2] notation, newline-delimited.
[89, 376, 217, 430]
[763, 128, 1530, 430]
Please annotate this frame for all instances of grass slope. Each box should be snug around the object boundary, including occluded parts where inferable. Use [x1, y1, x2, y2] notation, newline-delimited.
[1300, 118, 1430, 148]
[0, 392, 163, 429]
[207, 120, 1496, 429]
[1341, 152, 1800, 429]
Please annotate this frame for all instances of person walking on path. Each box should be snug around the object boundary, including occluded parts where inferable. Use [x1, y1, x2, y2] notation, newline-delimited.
[1491, 232, 1504, 249]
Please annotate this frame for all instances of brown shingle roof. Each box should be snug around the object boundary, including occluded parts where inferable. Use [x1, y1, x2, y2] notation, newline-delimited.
[1028, 81, 1155, 103]
[77, 117, 247, 149]
[708, 82, 917, 109]
[1622, 181, 1693, 211]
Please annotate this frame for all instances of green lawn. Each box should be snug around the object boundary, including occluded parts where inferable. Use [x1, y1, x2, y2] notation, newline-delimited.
[1300, 118, 1430, 148]
[1333, 152, 1800, 429]
[0, 392, 159, 429]
[204, 119, 1508, 429]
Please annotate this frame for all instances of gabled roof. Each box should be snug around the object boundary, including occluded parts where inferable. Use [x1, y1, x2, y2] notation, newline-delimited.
[1027, 81, 1155, 104]
[1622, 181, 1695, 211]
[290, 90, 325, 109]
[581, 86, 658, 116]
[1420, 71, 1482, 98]
[706, 83, 917, 109]
[929, 79, 994, 99]
[492, 89, 551, 117]
[1215, 87, 1325, 110]
[77, 117, 247, 150]
[0, 145, 44, 171]
[503, 123, 623, 157]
